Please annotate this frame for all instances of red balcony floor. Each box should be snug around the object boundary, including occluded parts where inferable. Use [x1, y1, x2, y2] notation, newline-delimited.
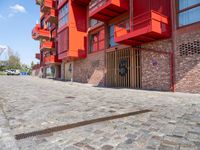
[40, 41, 55, 51]
[72, 0, 91, 6]
[44, 55, 61, 64]
[89, 0, 129, 22]
[114, 11, 171, 46]
[32, 24, 51, 40]
[35, 53, 41, 60]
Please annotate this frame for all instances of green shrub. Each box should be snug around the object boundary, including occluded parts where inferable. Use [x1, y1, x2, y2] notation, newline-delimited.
[0, 71, 6, 75]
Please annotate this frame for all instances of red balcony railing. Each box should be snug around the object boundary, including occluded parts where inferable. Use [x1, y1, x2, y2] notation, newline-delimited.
[32, 24, 51, 40]
[44, 55, 61, 64]
[114, 11, 171, 46]
[45, 9, 58, 23]
[35, 53, 41, 60]
[40, 41, 55, 51]
[89, 0, 129, 21]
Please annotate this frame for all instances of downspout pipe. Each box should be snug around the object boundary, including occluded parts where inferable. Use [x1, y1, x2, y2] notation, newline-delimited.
[170, 0, 176, 92]
[129, 0, 133, 31]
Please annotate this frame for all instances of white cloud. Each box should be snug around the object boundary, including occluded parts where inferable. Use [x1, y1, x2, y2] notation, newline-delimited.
[10, 4, 26, 13]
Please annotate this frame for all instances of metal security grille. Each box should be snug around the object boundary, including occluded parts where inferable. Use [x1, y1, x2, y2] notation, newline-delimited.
[179, 40, 200, 56]
[106, 48, 141, 88]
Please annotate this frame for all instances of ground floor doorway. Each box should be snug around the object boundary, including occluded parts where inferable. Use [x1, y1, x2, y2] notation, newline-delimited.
[106, 48, 141, 88]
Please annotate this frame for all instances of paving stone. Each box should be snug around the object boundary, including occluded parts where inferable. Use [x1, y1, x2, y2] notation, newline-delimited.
[63, 146, 80, 150]
[158, 144, 178, 150]
[146, 137, 161, 149]
[101, 145, 114, 150]
[186, 133, 200, 142]
[0, 76, 200, 149]
[173, 126, 188, 137]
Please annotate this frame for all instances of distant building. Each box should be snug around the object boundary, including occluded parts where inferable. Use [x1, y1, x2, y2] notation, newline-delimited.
[32, 0, 200, 94]
[0, 45, 13, 61]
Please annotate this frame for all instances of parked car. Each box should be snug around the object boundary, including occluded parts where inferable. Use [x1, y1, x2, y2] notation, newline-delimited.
[7, 69, 20, 76]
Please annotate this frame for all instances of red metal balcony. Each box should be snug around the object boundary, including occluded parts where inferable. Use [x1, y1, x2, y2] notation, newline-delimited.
[114, 11, 171, 46]
[40, 41, 55, 51]
[72, 0, 91, 6]
[45, 9, 58, 23]
[89, 0, 129, 22]
[44, 55, 61, 64]
[35, 53, 41, 60]
[32, 24, 51, 40]
[41, 0, 56, 13]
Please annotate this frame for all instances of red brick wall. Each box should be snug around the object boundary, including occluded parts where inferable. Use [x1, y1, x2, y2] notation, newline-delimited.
[73, 30, 200, 94]
[73, 50, 105, 86]
[175, 30, 200, 93]
[141, 40, 172, 91]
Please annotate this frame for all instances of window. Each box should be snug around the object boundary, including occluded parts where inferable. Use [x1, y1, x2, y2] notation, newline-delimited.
[40, 18, 45, 29]
[109, 24, 118, 47]
[90, 19, 101, 27]
[178, 0, 200, 27]
[89, 29, 105, 53]
[58, 3, 69, 28]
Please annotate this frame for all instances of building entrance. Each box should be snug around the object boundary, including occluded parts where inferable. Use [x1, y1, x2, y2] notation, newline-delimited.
[106, 48, 141, 88]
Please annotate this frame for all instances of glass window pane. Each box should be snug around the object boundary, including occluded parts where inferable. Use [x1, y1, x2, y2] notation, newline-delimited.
[109, 24, 118, 47]
[58, 3, 69, 28]
[179, 6, 200, 26]
[179, 0, 200, 10]
[90, 19, 98, 27]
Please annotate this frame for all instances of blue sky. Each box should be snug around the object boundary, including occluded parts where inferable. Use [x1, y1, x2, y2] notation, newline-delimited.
[0, 0, 40, 65]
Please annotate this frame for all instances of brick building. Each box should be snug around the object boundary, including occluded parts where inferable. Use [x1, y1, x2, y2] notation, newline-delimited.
[32, 0, 200, 93]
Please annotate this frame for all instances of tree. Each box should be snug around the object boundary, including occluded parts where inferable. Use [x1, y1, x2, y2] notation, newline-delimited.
[7, 53, 21, 70]
[31, 61, 35, 68]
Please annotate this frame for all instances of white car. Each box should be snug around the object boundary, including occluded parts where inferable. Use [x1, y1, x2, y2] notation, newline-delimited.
[7, 69, 20, 76]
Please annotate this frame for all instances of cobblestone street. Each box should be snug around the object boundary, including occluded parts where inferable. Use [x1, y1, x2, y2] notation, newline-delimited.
[0, 76, 200, 150]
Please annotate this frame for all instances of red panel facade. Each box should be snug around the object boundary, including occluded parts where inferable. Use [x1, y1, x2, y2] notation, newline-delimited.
[57, 0, 88, 60]
[58, 28, 69, 60]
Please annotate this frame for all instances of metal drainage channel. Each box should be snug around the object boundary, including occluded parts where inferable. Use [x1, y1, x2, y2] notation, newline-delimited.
[15, 109, 152, 140]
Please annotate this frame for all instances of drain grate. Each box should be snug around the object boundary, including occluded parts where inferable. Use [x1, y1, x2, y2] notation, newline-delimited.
[15, 109, 151, 140]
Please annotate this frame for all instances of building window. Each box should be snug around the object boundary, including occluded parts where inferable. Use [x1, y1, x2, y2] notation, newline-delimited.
[109, 24, 118, 47]
[90, 19, 101, 27]
[89, 29, 105, 53]
[178, 0, 200, 27]
[58, 3, 69, 28]
[40, 18, 45, 29]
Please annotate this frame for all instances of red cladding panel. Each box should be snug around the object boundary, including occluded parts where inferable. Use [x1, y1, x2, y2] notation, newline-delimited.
[58, 28, 69, 55]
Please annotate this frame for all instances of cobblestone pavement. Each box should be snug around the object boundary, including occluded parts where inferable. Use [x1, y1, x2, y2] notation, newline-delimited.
[0, 76, 200, 150]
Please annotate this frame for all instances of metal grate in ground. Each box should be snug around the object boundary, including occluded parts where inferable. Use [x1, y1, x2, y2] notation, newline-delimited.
[15, 109, 152, 140]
